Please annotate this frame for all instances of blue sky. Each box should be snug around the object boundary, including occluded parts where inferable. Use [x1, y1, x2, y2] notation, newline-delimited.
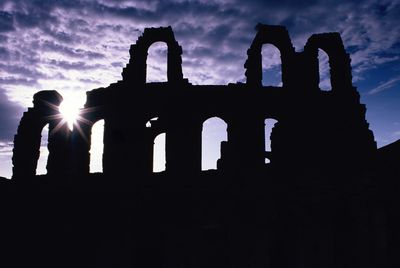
[0, 0, 399, 178]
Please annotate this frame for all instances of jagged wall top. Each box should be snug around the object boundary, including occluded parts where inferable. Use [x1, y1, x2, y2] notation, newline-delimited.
[245, 24, 295, 87]
[121, 26, 184, 84]
[11, 24, 376, 179]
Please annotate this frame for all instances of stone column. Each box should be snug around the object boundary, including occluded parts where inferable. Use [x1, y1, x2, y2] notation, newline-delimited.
[165, 115, 202, 175]
[226, 115, 266, 173]
[12, 90, 64, 179]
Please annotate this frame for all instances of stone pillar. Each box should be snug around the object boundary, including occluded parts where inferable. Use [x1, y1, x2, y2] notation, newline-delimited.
[166, 116, 202, 175]
[12, 90, 64, 179]
[167, 42, 183, 83]
[330, 53, 353, 91]
[226, 115, 266, 173]
[12, 108, 44, 178]
[71, 122, 92, 175]
[46, 117, 71, 176]
[244, 47, 262, 87]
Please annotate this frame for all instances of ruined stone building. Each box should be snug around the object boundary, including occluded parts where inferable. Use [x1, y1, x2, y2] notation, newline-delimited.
[1, 25, 399, 268]
[12, 24, 377, 180]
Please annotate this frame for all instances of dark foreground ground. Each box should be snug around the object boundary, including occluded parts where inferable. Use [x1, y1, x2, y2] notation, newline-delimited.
[0, 163, 399, 268]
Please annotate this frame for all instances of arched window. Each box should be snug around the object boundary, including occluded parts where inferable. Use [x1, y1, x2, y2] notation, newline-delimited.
[147, 42, 168, 83]
[89, 120, 104, 173]
[318, 49, 331, 91]
[261, 44, 282, 87]
[153, 133, 166, 173]
[202, 117, 228, 171]
[265, 118, 278, 164]
[36, 124, 49, 175]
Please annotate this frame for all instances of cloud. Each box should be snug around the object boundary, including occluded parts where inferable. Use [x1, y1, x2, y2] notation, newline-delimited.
[393, 130, 400, 137]
[0, 11, 14, 32]
[368, 75, 400, 95]
[0, 0, 397, 144]
[41, 40, 105, 59]
[0, 89, 24, 141]
[45, 59, 105, 70]
[0, 0, 397, 88]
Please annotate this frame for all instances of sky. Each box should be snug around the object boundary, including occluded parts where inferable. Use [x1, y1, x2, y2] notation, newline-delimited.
[0, 0, 399, 178]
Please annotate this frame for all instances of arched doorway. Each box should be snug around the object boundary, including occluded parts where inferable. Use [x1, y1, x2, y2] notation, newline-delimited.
[201, 117, 228, 170]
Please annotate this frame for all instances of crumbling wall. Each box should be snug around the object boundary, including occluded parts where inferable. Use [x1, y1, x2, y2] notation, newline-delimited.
[121, 26, 185, 84]
[245, 24, 295, 87]
[12, 91, 70, 179]
[304, 33, 353, 91]
[12, 25, 377, 178]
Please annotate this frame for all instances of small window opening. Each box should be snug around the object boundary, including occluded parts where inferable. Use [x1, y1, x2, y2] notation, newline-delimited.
[89, 120, 104, 173]
[261, 44, 282, 87]
[265, 118, 278, 164]
[153, 133, 166, 173]
[202, 117, 228, 170]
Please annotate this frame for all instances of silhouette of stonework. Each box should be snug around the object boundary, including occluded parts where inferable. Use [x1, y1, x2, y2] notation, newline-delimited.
[12, 91, 70, 178]
[5, 25, 400, 268]
[11, 25, 377, 179]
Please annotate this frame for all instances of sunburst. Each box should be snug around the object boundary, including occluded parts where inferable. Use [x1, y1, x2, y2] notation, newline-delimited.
[59, 99, 81, 131]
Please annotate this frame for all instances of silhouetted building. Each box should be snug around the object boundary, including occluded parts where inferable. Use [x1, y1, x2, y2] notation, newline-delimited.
[2, 25, 399, 268]
[12, 25, 377, 179]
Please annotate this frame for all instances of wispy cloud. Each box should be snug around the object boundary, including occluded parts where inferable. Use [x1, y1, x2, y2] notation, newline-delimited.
[392, 130, 400, 137]
[368, 75, 400, 95]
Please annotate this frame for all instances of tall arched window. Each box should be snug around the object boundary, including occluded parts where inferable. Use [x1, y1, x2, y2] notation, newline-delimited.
[153, 133, 166, 173]
[202, 117, 228, 171]
[265, 118, 278, 164]
[261, 44, 282, 87]
[89, 120, 104, 173]
[36, 124, 49, 175]
[147, 42, 168, 83]
[318, 49, 331, 91]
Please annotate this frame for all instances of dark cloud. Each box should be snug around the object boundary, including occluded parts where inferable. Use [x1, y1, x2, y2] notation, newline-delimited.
[0, 89, 24, 141]
[0, 46, 9, 60]
[206, 24, 232, 45]
[43, 28, 77, 43]
[14, 9, 58, 29]
[46, 59, 104, 70]
[0, 11, 14, 32]
[41, 40, 105, 59]
[174, 22, 204, 38]
[79, 78, 102, 84]
[111, 61, 124, 68]
[0, 77, 39, 86]
[0, 34, 8, 42]
[0, 63, 45, 77]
